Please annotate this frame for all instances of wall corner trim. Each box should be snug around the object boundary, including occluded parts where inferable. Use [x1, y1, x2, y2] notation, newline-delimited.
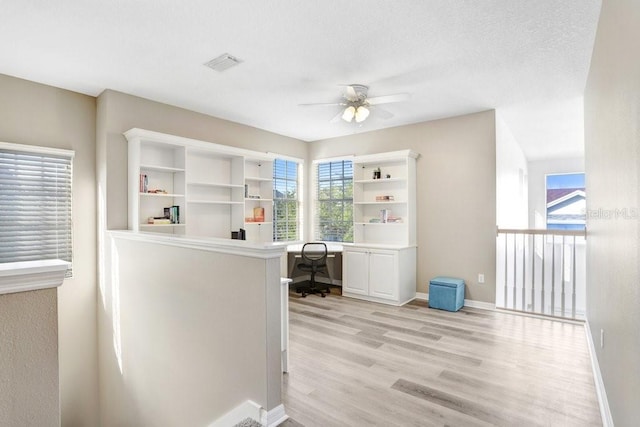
[585, 321, 615, 427]
[0, 259, 69, 295]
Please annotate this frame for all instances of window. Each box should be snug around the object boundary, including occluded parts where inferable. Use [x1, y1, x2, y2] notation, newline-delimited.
[0, 143, 74, 276]
[273, 158, 300, 241]
[546, 172, 585, 230]
[314, 159, 353, 242]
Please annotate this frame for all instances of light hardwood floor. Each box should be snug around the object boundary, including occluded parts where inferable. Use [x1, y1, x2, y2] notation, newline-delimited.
[281, 292, 601, 427]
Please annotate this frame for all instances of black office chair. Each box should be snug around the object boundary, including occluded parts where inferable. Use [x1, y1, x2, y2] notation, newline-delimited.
[295, 242, 330, 297]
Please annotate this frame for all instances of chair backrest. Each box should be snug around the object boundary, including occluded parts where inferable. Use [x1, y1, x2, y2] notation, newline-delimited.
[301, 242, 328, 265]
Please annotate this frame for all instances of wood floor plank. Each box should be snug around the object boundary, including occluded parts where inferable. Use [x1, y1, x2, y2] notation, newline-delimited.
[283, 294, 602, 426]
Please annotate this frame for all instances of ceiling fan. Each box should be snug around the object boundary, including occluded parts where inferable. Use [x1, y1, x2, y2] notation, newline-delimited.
[300, 84, 410, 124]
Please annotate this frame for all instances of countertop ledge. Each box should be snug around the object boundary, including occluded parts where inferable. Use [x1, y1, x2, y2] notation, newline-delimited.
[108, 230, 287, 259]
[0, 259, 70, 296]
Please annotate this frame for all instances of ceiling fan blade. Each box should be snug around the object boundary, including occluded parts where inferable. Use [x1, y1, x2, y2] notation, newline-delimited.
[371, 105, 394, 120]
[299, 102, 347, 107]
[329, 110, 344, 123]
[366, 93, 411, 105]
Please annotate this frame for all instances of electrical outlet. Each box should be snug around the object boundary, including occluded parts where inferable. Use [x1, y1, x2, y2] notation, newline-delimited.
[478, 273, 485, 284]
[600, 329, 604, 348]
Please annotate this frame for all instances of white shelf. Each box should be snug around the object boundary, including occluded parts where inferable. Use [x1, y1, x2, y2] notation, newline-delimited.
[139, 223, 186, 227]
[187, 182, 244, 188]
[188, 200, 244, 205]
[355, 222, 406, 226]
[354, 177, 406, 184]
[354, 201, 406, 205]
[139, 192, 185, 198]
[140, 164, 185, 173]
[244, 221, 273, 225]
[128, 128, 276, 243]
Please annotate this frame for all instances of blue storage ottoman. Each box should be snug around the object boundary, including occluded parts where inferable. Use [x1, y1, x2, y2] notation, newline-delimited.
[429, 276, 465, 312]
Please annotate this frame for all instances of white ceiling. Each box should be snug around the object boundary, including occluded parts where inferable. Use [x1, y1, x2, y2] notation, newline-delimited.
[1, 1, 600, 158]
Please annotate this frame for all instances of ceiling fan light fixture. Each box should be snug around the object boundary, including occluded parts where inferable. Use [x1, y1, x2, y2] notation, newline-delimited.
[342, 106, 356, 122]
[355, 106, 370, 123]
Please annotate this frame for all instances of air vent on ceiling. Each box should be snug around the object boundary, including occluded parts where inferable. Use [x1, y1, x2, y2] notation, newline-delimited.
[204, 53, 242, 72]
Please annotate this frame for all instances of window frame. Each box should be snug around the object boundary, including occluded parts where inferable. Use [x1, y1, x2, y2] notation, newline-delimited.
[312, 156, 354, 243]
[272, 155, 303, 242]
[0, 141, 75, 277]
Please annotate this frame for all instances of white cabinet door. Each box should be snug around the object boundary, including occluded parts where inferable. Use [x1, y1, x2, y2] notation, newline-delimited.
[343, 249, 369, 295]
[368, 250, 398, 300]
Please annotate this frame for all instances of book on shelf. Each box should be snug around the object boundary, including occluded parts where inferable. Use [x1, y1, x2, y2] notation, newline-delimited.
[375, 195, 394, 201]
[139, 174, 148, 193]
[148, 217, 171, 225]
[162, 205, 180, 224]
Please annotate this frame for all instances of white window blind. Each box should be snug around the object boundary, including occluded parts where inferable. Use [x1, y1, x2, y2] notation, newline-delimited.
[0, 146, 73, 276]
[273, 158, 299, 242]
[315, 160, 353, 242]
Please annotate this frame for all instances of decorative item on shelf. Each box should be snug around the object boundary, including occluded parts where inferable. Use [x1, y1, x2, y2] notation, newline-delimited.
[253, 207, 265, 222]
[149, 216, 171, 225]
[387, 216, 403, 223]
[139, 174, 148, 193]
[147, 189, 167, 194]
[231, 228, 246, 240]
[247, 195, 261, 199]
[375, 195, 394, 201]
[386, 174, 391, 179]
[372, 167, 381, 180]
[369, 218, 381, 223]
[380, 209, 390, 223]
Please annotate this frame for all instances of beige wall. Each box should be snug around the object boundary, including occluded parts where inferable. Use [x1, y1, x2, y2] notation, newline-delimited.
[310, 110, 497, 302]
[96, 90, 307, 424]
[0, 289, 59, 426]
[0, 74, 98, 426]
[584, 0, 640, 424]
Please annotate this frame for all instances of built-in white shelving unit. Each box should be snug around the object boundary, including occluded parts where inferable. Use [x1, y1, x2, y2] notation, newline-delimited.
[343, 150, 419, 305]
[126, 129, 275, 242]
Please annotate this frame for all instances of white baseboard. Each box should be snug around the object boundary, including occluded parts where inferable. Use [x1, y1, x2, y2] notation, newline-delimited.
[208, 400, 264, 427]
[414, 292, 496, 311]
[585, 321, 614, 427]
[264, 404, 288, 427]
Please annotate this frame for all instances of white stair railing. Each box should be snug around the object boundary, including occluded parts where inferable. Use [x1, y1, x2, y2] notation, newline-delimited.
[496, 228, 586, 320]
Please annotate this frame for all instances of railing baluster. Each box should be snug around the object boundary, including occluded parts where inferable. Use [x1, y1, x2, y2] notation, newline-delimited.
[531, 234, 536, 313]
[504, 233, 508, 308]
[561, 235, 566, 317]
[551, 235, 555, 316]
[522, 233, 526, 311]
[572, 235, 577, 319]
[512, 232, 517, 310]
[541, 233, 545, 315]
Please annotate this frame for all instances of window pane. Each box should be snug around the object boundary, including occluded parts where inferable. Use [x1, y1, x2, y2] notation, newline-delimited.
[315, 160, 353, 242]
[0, 148, 73, 276]
[273, 159, 299, 242]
